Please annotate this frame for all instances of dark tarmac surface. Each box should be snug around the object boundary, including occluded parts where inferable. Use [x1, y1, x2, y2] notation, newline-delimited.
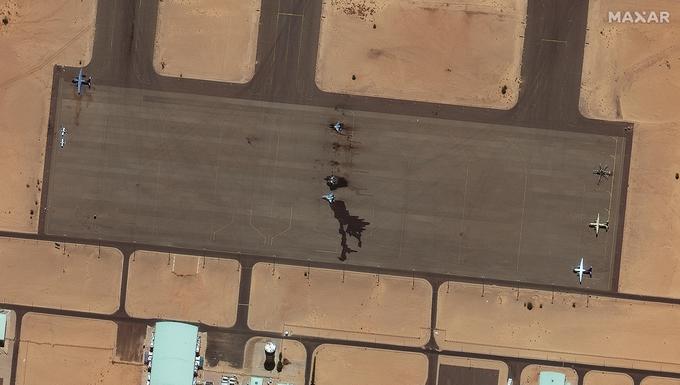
[45, 84, 624, 290]
[114, 321, 146, 362]
[36, 0, 633, 291]
[437, 365, 499, 385]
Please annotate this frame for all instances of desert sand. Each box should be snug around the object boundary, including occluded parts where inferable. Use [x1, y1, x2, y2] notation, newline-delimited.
[202, 336, 306, 384]
[641, 377, 680, 385]
[153, 0, 261, 83]
[436, 282, 680, 372]
[618, 121, 680, 299]
[438, 356, 508, 385]
[316, 0, 526, 109]
[579, 0, 680, 298]
[125, 250, 241, 327]
[0, 237, 122, 314]
[312, 344, 428, 385]
[15, 313, 143, 385]
[584, 371, 634, 385]
[248, 263, 432, 347]
[580, 0, 680, 123]
[521, 365, 578, 385]
[0, 0, 96, 233]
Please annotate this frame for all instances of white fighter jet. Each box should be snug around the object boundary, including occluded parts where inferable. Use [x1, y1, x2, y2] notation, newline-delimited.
[573, 257, 593, 285]
[588, 213, 609, 237]
[59, 126, 67, 148]
[329, 121, 344, 134]
[321, 192, 335, 204]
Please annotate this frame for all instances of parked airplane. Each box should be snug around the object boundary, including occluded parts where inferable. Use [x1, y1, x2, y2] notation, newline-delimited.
[321, 192, 335, 204]
[329, 121, 344, 134]
[593, 164, 612, 185]
[588, 213, 609, 237]
[59, 126, 66, 148]
[72, 68, 91, 95]
[324, 175, 339, 188]
[573, 257, 592, 284]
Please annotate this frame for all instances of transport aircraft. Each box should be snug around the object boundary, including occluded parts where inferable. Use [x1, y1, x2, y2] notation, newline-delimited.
[573, 257, 593, 284]
[588, 213, 609, 237]
[72, 68, 91, 95]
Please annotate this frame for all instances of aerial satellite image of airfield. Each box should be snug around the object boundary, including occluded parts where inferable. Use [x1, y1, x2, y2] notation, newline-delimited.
[1, 0, 680, 384]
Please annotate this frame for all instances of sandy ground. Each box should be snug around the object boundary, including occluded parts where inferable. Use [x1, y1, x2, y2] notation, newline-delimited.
[312, 344, 428, 385]
[618, 121, 680, 298]
[641, 377, 680, 385]
[248, 263, 432, 347]
[584, 371, 634, 385]
[153, 0, 261, 83]
[15, 313, 143, 385]
[0, 237, 122, 314]
[438, 356, 508, 385]
[125, 250, 241, 327]
[521, 365, 578, 385]
[0, 0, 96, 233]
[436, 282, 680, 372]
[579, 0, 680, 298]
[203, 336, 306, 385]
[316, 0, 526, 109]
[580, 0, 680, 123]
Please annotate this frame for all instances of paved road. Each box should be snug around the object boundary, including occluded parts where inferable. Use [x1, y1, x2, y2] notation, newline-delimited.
[45, 84, 624, 289]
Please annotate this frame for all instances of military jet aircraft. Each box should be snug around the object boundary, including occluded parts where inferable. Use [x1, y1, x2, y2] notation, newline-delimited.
[329, 121, 344, 134]
[321, 192, 335, 203]
[59, 126, 66, 148]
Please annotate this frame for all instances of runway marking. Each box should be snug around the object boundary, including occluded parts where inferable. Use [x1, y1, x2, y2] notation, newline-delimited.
[248, 209, 268, 245]
[458, 164, 470, 264]
[541, 38, 567, 44]
[515, 169, 529, 273]
[278, 12, 303, 17]
[606, 137, 620, 288]
[210, 213, 234, 242]
[270, 206, 294, 245]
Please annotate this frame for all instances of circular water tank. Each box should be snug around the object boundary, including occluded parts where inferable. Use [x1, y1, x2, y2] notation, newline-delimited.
[264, 341, 277, 354]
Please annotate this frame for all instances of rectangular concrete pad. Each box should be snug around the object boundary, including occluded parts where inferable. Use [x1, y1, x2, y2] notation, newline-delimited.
[438, 356, 508, 385]
[438, 366, 499, 385]
[125, 250, 241, 327]
[584, 371, 633, 385]
[0, 237, 122, 314]
[248, 263, 432, 347]
[436, 282, 680, 373]
[313, 344, 428, 385]
[45, 82, 626, 289]
[17, 313, 143, 385]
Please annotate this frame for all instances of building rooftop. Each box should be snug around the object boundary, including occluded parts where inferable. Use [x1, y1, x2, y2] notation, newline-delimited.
[150, 321, 199, 385]
[0, 311, 7, 341]
[539, 371, 567, 385]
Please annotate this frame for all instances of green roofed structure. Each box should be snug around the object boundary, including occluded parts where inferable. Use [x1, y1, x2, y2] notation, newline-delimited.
[539, 371, 567, 385]
[0, 310, 7, 347]
[150, 321, 199, 385]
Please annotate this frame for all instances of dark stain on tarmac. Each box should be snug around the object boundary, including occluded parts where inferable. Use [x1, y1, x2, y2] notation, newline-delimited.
[205, 331, 250, 368]
[328, 200, 369, 261]
[115, 321, 146, 362]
